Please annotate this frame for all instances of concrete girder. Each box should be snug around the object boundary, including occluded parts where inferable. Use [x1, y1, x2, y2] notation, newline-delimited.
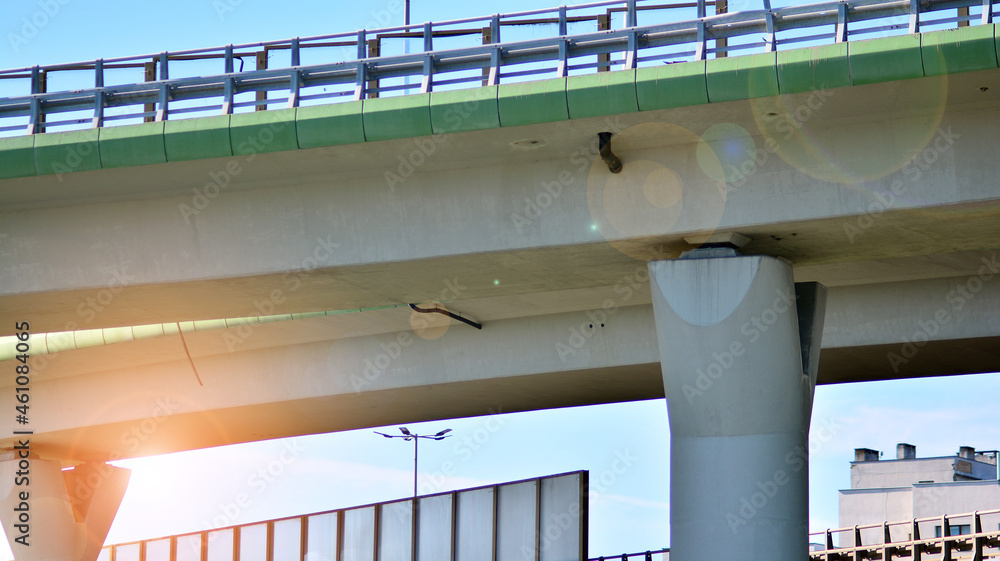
[1, 270, 998, 463]
[2, 73, 1000, 332]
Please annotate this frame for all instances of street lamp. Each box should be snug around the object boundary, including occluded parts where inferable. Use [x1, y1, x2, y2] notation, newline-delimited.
[374, 427, 452, 498]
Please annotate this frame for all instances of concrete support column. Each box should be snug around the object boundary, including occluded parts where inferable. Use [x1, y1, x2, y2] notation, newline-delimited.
[0, 459, 130, 561]
[648, 247, 825, 560]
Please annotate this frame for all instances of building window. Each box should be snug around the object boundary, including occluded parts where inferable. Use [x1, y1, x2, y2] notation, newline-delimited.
[934, 524, 971, 537]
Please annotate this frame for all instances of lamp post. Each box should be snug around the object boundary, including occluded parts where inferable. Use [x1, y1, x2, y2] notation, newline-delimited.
[375, 427, 452, 498]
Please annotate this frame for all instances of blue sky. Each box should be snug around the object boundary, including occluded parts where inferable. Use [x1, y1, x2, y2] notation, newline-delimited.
[3, 0, 999, 558]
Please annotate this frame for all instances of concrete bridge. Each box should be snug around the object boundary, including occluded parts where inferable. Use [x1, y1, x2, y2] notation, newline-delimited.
[1, 0, 999, 558]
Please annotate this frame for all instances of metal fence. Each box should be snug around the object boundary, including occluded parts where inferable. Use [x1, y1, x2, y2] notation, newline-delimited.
[809, 508, 1000, 560]
[589, 548, 669, 560]
[98, 471, 587, 561]
[0, 0, 995, 136]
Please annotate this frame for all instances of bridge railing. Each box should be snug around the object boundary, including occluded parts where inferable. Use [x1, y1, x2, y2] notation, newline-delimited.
[0, 0, 995, 137]
[809, 508, 1000, 560]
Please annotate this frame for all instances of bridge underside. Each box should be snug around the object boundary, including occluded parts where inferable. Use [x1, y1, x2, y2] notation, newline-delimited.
[2, 62, 1000, 463]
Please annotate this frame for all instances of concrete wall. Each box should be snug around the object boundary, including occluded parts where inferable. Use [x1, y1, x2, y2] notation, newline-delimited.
[851, 458, 959, 488]
[839, 487, 913, 546]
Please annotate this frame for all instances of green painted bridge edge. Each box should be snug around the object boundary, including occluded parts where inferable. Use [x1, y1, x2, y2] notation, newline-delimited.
[1, 24, 998, 180]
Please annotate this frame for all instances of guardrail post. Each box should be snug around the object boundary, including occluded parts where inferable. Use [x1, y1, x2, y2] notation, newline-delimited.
[624, 30, 638, 69]
[93, 60, 105, 126]
[487, 46, 501, 86]
[942, 515, 953, 561]
[698, 0, 707, 19]
[982, 0, 993, 24]
[695, 21, 707, 60]
[28, 65, 44, 134]
[482, 22, 494, 85]
[421, 22, 433, 92]
[421, 54, 434, 93]
[156, 83, 169, 121]
[908, 0, 920, 33]
[491, 13, 501, 43]
[224, 44, 234, 74]
[256, 48, 268, 111]
[95, 59, 104, 88]
[354, 61, 368, 100]
[159, 52, 169, 80]
[764, 11, 776, 51]
[824, 529, 836, 561]
[627, 0, 637, 27]
[717, 0, 728, 57]
[144, 60, 157, 122]
[366, 38, 380, 98]
[559, 5, 568, 35]
[287, 70, 300, 109]
[974, 512, 984, 561]
[290, 37, 300, 66]
[597, 12, 610, 71]
[836, 3, 848, 42]
[557, 39, 569, 76]
[27, 98, 41, 135]
[29, 65, 41, 95]
[357, 29, 367, 60]
[92, 90, 105, 128]
[913, 519, 923, 561]
[222, 75, 234, 114]
[884, 522, 898, 561]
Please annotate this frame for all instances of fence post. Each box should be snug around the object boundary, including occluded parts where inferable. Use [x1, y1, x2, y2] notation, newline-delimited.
[144, 60, 157, 122]
[367, 38, 380, 98]
[256, 48, 268, 111]
[597, 12, 610, 72]
[717, 0, 728, 57]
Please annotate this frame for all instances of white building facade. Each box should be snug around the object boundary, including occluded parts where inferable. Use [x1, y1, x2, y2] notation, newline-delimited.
[839, 444, 1000, 546]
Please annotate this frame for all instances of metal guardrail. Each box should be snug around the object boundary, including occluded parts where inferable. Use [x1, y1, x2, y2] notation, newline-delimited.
[590, 547, 670, 560]
[0, 0, 996, 136]
[809, 508, 1000, 560]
